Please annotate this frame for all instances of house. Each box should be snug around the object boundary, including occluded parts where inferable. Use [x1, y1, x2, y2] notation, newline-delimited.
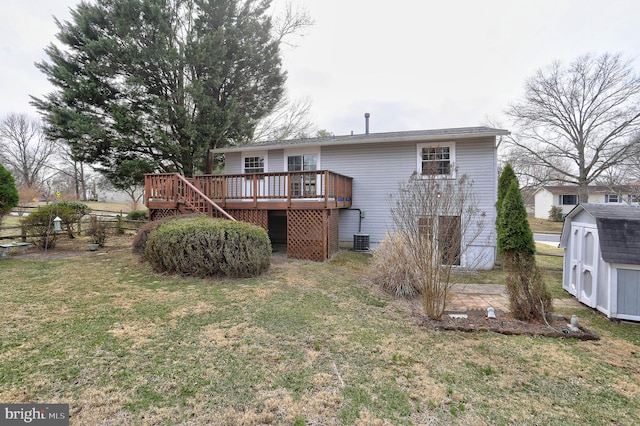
[145, 126, 509, 263]
[559, 203, 640, 321]
[534, 185, 640, 219]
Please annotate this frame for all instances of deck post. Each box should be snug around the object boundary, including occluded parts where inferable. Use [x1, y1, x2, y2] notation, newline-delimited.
[324, 171, 330, 208]
[253, 175, 258, 208]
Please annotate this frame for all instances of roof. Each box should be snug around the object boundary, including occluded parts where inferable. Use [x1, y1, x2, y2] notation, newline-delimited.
[212, 126, 510, 153]
[562, 204, 640, 264]
[536, 184, 639, 195]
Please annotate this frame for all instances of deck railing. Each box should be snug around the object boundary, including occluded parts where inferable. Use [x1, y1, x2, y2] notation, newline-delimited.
[145, 173, 235, 219]
[146, 171, 352, 210]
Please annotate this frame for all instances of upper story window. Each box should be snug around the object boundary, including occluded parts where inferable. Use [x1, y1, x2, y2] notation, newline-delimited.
[560, 194, 577, 205]
[417, 142, 455, 176]
[605, 194, 620, 203]
[629, 194, 640, 203]
[243, 156, 264, 173]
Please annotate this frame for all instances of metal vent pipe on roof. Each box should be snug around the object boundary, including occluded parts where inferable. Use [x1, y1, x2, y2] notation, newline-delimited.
[365, 112, 370, 134]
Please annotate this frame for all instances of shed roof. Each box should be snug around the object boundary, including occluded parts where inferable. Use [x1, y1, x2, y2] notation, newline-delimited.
[563, 204, 640, 264]
[212, 126, 509, 153]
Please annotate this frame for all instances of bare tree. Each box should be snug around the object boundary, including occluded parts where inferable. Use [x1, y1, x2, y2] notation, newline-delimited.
[500, 145, 571, 188]
[272, 1, 314, 47]
[96, 176, 145, 210]
[507, 53, 640, 202]
[0, 113, 58, 188]
[50, 140, 91, 200]
[249, 2, 315, 143]
[373, 171, 487, 320]
[253, 94, 316, 141]
[596, 153, 640, 204]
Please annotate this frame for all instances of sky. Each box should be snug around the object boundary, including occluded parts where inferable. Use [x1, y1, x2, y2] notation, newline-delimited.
[1, 0, 639, 137]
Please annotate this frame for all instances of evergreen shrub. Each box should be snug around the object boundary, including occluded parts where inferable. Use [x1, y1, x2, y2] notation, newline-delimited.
[132, 214, 197, 257]
[548, 206, 563, 222]
[497, 179, 552, 321]
[145, 215, 271, 278]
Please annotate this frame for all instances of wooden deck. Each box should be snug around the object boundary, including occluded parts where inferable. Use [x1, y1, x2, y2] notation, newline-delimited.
[144, 172, 353, 261]
[145, 171, 353, 212]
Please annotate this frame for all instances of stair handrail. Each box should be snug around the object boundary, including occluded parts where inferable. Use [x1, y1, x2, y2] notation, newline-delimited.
[175, 174, 236, 221]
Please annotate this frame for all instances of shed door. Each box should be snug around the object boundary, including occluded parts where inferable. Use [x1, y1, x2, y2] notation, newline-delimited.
[569, 224, 598, 308]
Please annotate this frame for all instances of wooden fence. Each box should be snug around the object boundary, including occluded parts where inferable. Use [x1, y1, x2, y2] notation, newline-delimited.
[1, 207, 147, 242]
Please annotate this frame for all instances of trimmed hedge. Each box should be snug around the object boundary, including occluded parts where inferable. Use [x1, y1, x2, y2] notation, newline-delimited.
[132, 214, 200, 257]
[145, 215, 271, 278]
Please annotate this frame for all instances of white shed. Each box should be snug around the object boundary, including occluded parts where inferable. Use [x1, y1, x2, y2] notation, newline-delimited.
[560, 204, 640, 321]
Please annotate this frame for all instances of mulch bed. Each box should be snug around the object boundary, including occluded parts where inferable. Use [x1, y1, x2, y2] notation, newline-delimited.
[420, 310, 600, 340]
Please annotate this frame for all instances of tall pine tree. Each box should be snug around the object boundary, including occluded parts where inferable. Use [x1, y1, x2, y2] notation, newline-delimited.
[497, 180, 535, 256]
[32, 0, 286, 179]
[496, 163, 517, 215]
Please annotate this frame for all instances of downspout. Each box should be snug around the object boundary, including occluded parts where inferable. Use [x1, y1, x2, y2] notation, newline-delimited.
[348, 208, 364, 233]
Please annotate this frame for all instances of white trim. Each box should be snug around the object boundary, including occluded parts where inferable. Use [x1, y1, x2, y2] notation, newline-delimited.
[416, 141, 456, 178]
[241, 151, 268, 173]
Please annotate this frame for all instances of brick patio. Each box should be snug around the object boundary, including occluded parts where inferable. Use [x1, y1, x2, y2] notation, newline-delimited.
[448, 283, 582, 314]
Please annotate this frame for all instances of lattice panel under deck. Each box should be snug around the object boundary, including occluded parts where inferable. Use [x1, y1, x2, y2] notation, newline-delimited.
[150, 208, 178, 221]
[228, 209, 268, 230]
[287, 210, 325, 261]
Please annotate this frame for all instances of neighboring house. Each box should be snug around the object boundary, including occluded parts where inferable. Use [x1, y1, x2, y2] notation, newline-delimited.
[560, 204, 640, 321]
[534, 185, 640, 219]
[145, 126, 509, 264]
[96, 187, 137, 204]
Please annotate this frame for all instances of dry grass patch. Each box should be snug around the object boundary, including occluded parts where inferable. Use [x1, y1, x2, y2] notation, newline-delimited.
[528, 217, 564, 234]
[1, 249, 639, 425]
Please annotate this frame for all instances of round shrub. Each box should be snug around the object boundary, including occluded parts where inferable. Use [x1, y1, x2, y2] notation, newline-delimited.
[145, 215, 271, 278]
[132, 214, 199, 257]
[132, 220, 163, 256]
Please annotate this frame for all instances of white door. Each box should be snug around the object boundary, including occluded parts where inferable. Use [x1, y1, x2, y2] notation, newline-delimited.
[569, 224, 598, 308]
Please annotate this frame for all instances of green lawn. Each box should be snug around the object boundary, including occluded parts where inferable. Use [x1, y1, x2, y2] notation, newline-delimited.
[1, 248, 639, 425]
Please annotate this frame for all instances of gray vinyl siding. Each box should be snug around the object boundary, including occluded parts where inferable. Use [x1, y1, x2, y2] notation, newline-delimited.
[456, 138, 498, 265]
[226, 136, 498, 268]
[617, 269, 640, 316]
[224, 152, 242, 174]
[268, 150, 284, 172]
[323, 136, 498, 269]
[322, 140, 416, 246]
